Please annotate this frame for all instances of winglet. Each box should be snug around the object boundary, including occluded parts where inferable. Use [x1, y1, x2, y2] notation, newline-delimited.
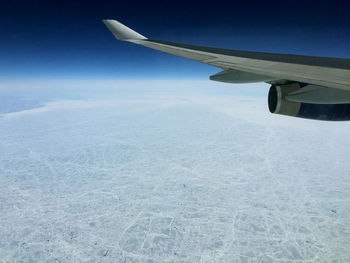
[102, 19, 147, 41]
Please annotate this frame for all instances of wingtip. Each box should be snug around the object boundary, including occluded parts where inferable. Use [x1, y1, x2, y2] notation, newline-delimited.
[102, 19, 147, 41]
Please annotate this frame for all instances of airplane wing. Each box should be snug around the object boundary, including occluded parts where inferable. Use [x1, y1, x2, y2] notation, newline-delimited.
[103, 19, 350, 121]
[103, 19, 350, 91]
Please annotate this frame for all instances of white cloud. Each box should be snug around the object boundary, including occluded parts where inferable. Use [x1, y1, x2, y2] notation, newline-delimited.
[1, 79, 350, 262]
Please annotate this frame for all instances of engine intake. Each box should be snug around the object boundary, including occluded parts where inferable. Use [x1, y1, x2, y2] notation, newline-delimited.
[268, 83, 350, 121]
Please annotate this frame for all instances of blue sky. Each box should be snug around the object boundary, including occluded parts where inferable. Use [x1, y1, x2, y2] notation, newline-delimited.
[1, 0, 349, 79]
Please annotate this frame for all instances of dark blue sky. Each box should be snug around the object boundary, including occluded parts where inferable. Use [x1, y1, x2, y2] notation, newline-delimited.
[1, 0, 349, 79]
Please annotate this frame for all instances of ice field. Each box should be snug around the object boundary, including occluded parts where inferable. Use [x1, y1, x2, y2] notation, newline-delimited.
[0, 80, 349, 262]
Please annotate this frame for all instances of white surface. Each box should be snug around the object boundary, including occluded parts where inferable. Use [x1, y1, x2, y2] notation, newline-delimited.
[0, 80, 349, 262]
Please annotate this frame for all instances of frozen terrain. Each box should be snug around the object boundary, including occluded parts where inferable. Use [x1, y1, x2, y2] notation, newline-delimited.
[0, 80, 349, 262]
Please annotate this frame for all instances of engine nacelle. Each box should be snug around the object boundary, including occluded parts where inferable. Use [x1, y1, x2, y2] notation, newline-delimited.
[268, 83, 350, 121]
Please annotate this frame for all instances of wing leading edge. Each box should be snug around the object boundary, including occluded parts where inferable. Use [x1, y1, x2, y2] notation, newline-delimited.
[102, 19, 350, 91]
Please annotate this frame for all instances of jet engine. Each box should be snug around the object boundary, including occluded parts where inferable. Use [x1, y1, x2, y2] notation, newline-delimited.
[268, 83, 350, 121]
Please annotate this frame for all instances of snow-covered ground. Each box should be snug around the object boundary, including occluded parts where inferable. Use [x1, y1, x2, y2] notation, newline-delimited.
[0, 80, 349, 262]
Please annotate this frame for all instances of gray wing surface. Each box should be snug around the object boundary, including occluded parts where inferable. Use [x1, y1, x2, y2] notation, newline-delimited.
[103, 19, 350, 91]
